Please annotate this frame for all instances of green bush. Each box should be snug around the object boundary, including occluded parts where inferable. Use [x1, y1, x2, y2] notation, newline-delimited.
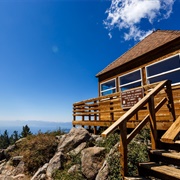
[52, 153, 84, 180]
[53, 169, 85, 180]
[95, 133, 119, 152]
[127, 141, 148, 176]
[104, 129, 149, 179]
[108, 151, 121, 180]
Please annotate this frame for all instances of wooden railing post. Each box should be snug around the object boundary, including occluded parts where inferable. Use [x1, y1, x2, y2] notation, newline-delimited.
[165, 80, 176, 121]
[148, 96, 157, 149]
[73, 105, 76, 127]
[82, 104, 85, 128]
[119, 122, 127, 178]
[110, 97, 114, 121]
[94, 100, 97, 134]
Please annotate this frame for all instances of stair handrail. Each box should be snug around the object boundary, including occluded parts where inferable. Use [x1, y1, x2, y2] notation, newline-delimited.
[101, 80, 176, 178]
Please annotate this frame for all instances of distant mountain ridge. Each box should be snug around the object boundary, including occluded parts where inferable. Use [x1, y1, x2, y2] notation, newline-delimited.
[0, 120, 72, 134]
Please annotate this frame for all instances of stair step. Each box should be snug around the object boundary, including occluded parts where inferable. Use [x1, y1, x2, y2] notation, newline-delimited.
[149, 149, 180, 167]
[138, 162, 180, 180]
[161, 116, 180, 143]
[124, 177, 149, 180]
[149, 149, 180, 166]
[150, 149, 180, 159]
[159, 141, 180, 151]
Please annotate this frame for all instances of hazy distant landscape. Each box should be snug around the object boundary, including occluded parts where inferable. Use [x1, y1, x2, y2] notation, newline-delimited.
[0, 120, 72, 135]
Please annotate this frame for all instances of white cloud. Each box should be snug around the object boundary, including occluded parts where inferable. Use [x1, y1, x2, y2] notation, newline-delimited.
[104, 0, 175, 41]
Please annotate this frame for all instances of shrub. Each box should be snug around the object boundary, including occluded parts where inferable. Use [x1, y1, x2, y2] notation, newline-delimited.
[10, 132, 58, 175]
[53, 169, 84, 180]
[108, 151, 121, 180]
[127, 141, 148, 176]
[95, 133, 119, 152]
[52, 153, 84, 180]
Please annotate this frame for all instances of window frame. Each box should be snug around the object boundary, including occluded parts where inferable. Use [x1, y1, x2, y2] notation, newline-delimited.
[100, 78, 116, 96]
[119, 69, 143, 92]
[146, 54, 180, 86]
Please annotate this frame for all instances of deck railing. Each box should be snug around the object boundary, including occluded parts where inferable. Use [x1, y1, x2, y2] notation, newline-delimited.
[101, 80, 176, 178]
[73, 80, 176, 133]
[73, 92, 121, 133]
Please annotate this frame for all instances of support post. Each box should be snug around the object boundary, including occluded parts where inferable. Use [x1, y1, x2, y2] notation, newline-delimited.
[119, 121, 127, 178]
[165, 80, 176, 121]
[148, 96, 157, 149]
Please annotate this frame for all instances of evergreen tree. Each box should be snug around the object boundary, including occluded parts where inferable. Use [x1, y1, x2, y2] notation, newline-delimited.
[9, 130, 19, 144]
[0, 130, 10, 149]
[21, 125, 32, 137]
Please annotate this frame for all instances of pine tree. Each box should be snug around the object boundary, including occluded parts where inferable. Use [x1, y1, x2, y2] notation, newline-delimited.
[0, 130, 10, 149]
[9, 130, 19, 144]
[21, 125, 32, 137]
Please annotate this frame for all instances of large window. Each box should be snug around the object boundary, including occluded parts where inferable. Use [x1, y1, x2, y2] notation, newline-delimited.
[119, 69, 142, 91]
[146, 54, 180, 85]
[100, 79, 116, 96]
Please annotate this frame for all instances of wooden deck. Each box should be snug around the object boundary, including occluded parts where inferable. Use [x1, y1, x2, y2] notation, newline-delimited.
[73, 81, 180, 133]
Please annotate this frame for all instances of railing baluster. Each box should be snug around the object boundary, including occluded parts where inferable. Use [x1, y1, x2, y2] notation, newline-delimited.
[94, 100, 97, 134]
[73, 106, 76, 127]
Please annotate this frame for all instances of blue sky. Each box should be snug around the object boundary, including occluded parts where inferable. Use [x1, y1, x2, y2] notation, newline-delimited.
[0, 0, 179, 122]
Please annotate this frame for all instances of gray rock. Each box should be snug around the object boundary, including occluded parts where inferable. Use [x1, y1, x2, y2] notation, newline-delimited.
[96, 142, 119, 180]
[12, 161, 25, 176]
[91, 134, 101, 140]
[15, 138, 26, 146]
[13, 174, 26, 180]
[58, 127, 92, 153]
[46, 152, 64, 178]
[0, 175, 14, 180]
[31, 163, 48, 180]
[95, 160, 109, 180]
[68, 164, 80, 174]
[4, 145, 16, 159]
[95, 137, 103, 143]
[11, 156, 23, 166]
[68, 142, 87, 156]
[81, 147, 106, 180]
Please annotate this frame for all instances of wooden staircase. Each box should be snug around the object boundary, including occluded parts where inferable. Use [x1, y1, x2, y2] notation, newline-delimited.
[138, 116, 180, 180]
[101, 80, 180, 180]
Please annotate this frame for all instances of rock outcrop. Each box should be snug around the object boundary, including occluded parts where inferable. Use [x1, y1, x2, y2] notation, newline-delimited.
[0, 127, 119, 180]
[81, 147, 106, 180]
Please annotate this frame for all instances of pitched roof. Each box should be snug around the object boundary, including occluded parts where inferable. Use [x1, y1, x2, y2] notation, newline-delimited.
[96, 30, 180, 77]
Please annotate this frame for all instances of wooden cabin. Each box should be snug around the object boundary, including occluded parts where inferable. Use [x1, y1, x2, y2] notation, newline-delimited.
[73, 30, 180, 179]
[73, 30, 180, 133]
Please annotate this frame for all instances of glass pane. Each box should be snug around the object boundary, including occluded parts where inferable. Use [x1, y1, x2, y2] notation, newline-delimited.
[101, 89, 116, 96]
[120, 70, 141, 85]
[148, 70, 180, 84]
[120, 81, 141, 91]
[147, 55, 180, 77]
[101, 80, 115, 91]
